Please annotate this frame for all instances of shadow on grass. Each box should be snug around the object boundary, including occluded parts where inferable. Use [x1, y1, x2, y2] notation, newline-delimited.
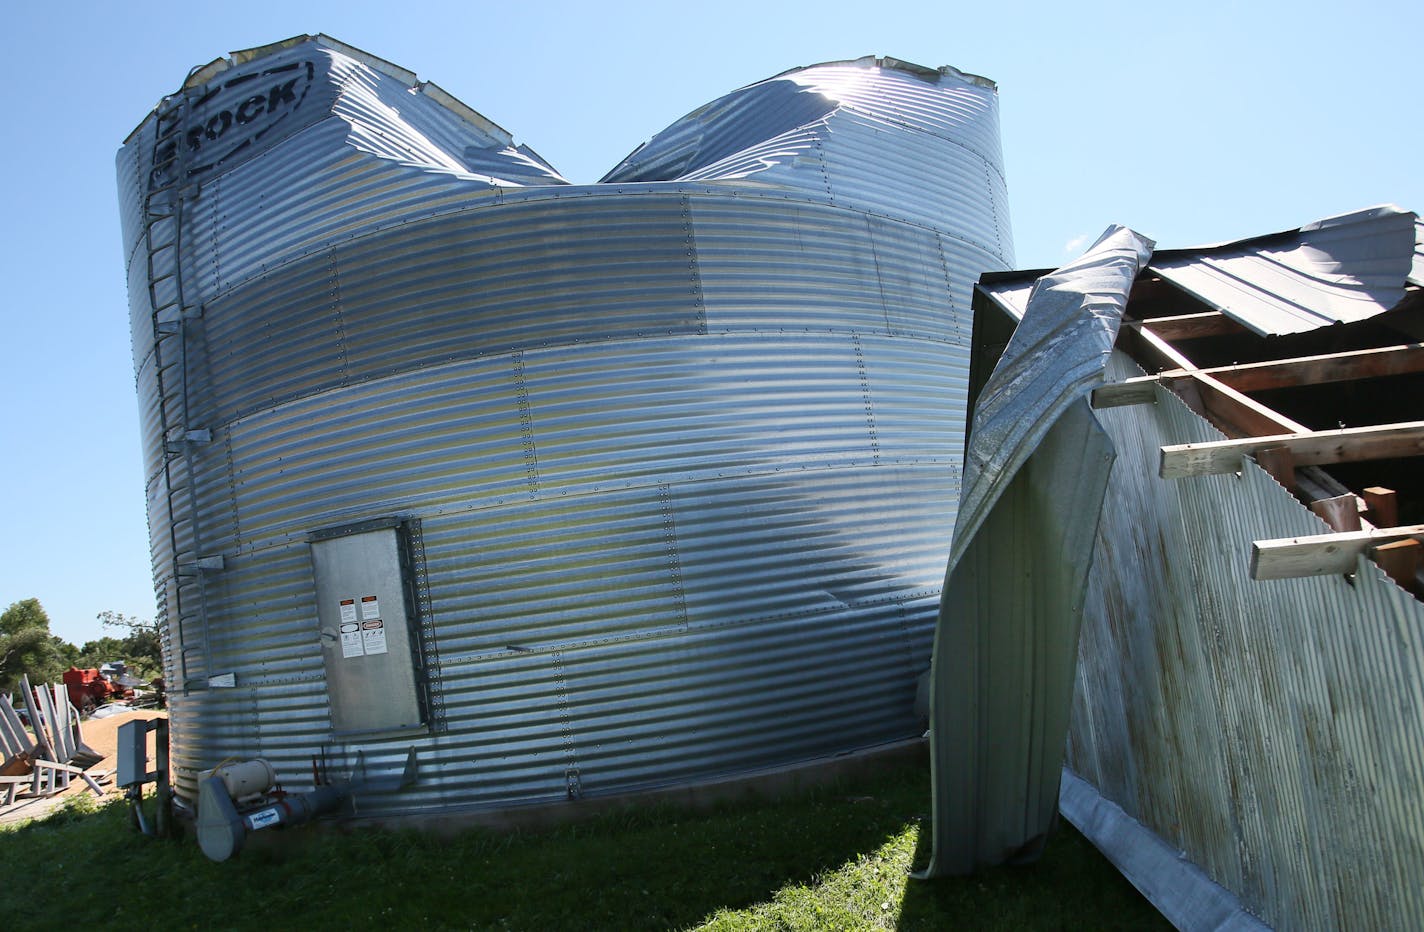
[0, 792, 117, 835]
[330, 774, 923, 929]
[898, 815, 1170, 931]
[5, 770, 925, 930]
[4, 763, 1166, 930]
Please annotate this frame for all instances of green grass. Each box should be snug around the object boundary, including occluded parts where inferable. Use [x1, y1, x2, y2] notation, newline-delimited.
[5, 761, 1166, 930]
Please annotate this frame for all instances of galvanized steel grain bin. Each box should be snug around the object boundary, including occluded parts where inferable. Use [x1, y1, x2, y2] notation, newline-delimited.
[116, 34, 1013, 816]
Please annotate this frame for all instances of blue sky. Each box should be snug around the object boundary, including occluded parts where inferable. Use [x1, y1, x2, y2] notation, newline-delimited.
[3, 0, 1421, 646]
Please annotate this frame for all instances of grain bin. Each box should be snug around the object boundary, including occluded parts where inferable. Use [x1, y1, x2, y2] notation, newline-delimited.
[116, 34, 1013, 817]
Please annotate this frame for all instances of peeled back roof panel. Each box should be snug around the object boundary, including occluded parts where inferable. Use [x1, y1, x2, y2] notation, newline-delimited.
[1149, 205, 1419, 336]
[977, 206, 1422, 337]
[1412, 218, 1424, 287]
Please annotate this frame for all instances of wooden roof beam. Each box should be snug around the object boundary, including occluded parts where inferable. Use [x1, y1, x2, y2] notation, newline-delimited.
[1160, 420, 1424, 480]
[1188, 370, 1307, 438]
[1116, 321, 1198, 374]
[1211, 343, 1424, 392]
[1109, 326, 1299, 438]
[1127, 310, 1248, 341]
[1095, 343, 1424, 407]
[1251, 524, 1424, 580]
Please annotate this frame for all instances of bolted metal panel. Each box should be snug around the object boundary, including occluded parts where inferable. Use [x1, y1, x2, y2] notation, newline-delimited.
[119, 35, 1012, 816]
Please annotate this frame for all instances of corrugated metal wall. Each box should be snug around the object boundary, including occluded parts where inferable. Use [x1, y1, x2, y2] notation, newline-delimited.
[117, 36, 1010, 813]
[1068, 351, 1424, 929]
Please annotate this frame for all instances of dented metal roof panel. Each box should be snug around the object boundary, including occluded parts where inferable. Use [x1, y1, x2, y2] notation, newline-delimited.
[1150, 205, 1419, 335]
[978, 206, 1422, 336]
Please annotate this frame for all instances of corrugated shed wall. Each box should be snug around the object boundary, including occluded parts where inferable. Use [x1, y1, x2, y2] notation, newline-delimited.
[119, 37, 1009, 813]
[1069, 351, 1424, 929]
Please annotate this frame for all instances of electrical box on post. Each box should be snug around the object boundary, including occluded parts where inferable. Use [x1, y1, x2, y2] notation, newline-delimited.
[310, 520, 426, 734]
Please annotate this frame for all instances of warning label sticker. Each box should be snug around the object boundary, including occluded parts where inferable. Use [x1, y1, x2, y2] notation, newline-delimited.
[361, 618, 388, 655]
[360, 595, 380, 620]
[339, 599, 357, 625]
[340, 621, 363, 658]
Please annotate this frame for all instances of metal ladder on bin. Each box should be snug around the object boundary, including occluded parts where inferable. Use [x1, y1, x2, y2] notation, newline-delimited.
[143, 93, 218, 694]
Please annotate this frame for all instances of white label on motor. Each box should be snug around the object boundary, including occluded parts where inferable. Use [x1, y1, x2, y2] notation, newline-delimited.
[360, 595, 380, 620]
[339, 599, 357, 624]
[361, 618, 388, 655]
[340, 622, 364, 658]
[247, 807, 282, 830]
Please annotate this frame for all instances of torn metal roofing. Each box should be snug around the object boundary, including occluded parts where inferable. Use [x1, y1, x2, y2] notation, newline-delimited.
[950, 226, 1153, 560]
[921, 226, 1152, 876]
[1152, 205, 1419, 335]
[979, 205, 1422, 335]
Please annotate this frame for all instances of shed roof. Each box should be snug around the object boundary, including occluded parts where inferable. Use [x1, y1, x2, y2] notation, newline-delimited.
[980, 205, 1422, 336]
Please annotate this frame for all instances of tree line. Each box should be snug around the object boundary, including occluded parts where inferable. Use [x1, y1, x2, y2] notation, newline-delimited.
[0, 598, 163, 693]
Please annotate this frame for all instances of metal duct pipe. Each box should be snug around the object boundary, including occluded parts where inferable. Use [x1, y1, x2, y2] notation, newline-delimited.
[196, 768, 347, 862]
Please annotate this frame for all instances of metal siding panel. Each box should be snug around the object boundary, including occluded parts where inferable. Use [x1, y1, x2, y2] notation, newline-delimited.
[525, 334, 867, 483]
[188, 118, 500, 299]
[692, 200, 891, 333]
[862, 334, 971, 464]
[670, 468, 950, 625]
[335, 196, 703, 376]
[778, 62, 1005, 164]
[203, 545, 324, 683]
[1069, 355, 1424, 929]
[818, 112, 1011, 261]
[226, 356, 528, 544]
[419, 486, 689, 660]
[202, 249, 345, 423]
[203, 193, 704, 425]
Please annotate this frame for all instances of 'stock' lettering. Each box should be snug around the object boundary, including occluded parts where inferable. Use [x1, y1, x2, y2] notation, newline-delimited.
[150, 61, 316, 185]
[184, 76, 307, 153]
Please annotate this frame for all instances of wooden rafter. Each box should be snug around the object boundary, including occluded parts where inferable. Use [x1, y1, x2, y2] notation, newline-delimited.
[1095, 343, 1424, 406]
[1128, 310, 1248, 341]
[1159, 421, 1424, 480]
[1099, 276, 1419, 591]
[1211, 343, 1424, 392]
[1187, 370, 1307, 438]
[1110, 326, 1308, 439]
[1251, 524, 1424, 580]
